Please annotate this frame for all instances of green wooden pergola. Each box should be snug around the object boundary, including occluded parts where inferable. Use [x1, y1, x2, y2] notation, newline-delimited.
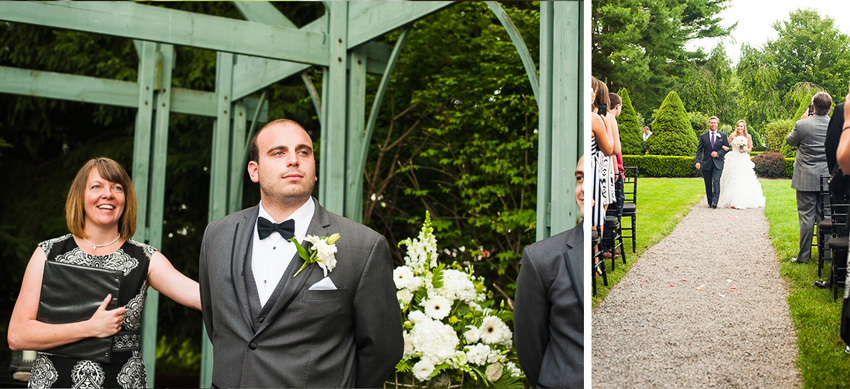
[0, 1, 585, 386]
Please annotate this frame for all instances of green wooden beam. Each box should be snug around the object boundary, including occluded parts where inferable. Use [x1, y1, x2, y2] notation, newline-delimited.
[347, 2, 453, 48]
[0, 65, 268, 120]
[233, 1, 295, 28]
[0, 1, 329, 65]
[318, 2, 349, 214]
[485, 2, 540, 104]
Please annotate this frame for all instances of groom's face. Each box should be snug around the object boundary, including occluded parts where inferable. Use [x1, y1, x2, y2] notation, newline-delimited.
[248, 122, 317, 206]
[709, 118, 719, 131]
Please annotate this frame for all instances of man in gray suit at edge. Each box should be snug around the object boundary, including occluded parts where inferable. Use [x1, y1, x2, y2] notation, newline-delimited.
[787, 91, 832, 264]
[199, 119, 403, 388]
[514, 154, 585, 388]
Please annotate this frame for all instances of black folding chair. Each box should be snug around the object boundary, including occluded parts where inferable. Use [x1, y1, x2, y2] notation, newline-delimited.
[817, 176, 832, 278]
[592, 229, 607, 296]
[827, 186, 848, 301]
[621, 166, 637, 253]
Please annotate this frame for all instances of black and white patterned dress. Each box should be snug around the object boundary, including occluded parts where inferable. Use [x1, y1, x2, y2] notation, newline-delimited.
[29, 234, 151, 389]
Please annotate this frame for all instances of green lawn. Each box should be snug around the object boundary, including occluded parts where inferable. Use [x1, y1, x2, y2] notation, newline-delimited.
[591, 178, 704, 307]
[593, 177, 850, 386]
[762, 179, 850, 388]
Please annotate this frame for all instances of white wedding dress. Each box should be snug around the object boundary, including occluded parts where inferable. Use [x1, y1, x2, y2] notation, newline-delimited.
[717, 136, 766, 209]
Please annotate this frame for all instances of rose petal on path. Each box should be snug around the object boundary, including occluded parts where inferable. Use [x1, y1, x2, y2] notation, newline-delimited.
[681, 279, 689, 282]
[669, 283, 676, 287]
[696, 285, 704, 290]
[719, 293, 725, 297]
[643, 279, 648, 282]
[727, 279, 732, 283]
[731, 286, 737, 290]
[728, 216, 739, 219]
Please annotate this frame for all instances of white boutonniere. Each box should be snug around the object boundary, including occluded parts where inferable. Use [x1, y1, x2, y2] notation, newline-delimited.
[289, 233, 340, 277]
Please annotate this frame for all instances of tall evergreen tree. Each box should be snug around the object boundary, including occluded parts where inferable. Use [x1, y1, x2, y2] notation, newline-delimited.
[646, 91, 698, 156]
[617, 88, 643, 155]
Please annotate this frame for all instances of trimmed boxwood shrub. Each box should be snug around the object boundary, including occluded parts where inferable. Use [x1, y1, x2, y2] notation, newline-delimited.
[753, 151, 786, 178]
[622, 154, 794, 179]
[780, 142, 797, 158]
[617, 88, 643, 155]
[622, 155, 701, 177]
[646, 91, 697, 156]
[749, 128, 765, 151]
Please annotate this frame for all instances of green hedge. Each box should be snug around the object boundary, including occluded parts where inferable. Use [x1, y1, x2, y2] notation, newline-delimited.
[622, 154, 794, 178]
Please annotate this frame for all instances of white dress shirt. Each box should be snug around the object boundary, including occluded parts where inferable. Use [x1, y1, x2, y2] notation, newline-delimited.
[251, 198, 315, 306]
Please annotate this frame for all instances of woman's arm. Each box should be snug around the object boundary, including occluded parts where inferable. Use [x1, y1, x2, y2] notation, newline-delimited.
[147, 252, 201, 311]
[605, 115, 622, 155]
[747, 134, 753, 153]
[838, 81, 850, 174]
[592, 113, 614, 156]
[8, 248, 125, 350]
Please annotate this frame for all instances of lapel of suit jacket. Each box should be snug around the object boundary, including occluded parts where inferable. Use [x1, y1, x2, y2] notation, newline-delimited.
[563, 222, 584, 311]
[230, 205, 260, 331]
[255, 199, 331, 334]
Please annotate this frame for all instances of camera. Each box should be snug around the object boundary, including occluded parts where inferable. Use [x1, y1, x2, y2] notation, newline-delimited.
[808, 104, 814, 116]
[597, 103, 608, 116]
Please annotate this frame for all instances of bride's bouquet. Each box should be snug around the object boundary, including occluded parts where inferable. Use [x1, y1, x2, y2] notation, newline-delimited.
[733, 136, 748, 153]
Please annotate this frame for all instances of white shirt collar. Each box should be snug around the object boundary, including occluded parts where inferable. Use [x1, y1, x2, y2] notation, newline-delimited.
[257, 197, 315, 240]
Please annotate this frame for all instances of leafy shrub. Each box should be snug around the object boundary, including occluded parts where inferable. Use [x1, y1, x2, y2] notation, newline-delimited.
[688, 111, 710, 139]
[749, 128, 766, 151]
[780, 142, 797, 158]
[753, 151, 787, 178]
[762, 119, 794, 152]
[622, 155, 701, 177]
[784, 158, 795, 178]
[617, 88, 643, 155]
[646, 91, 698, 156]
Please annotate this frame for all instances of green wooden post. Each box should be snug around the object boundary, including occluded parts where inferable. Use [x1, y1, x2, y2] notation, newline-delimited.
[345, 47, 367, 221]
[319, 1, 349, 214]
[538, 1, 584, 239]
[200, 51, 235, 388]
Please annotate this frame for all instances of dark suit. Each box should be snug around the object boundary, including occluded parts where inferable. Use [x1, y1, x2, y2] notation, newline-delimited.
[695, 130, 730, 207]
[199, 200, 403, 388]
[826, 102, 845, 174]
[514, 222, 584, 388]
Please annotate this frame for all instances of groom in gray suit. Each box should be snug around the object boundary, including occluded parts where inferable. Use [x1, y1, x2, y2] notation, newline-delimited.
[786, 92, 832, 263]
[514, 154, 585, 388]
[199, 119, 403, 387]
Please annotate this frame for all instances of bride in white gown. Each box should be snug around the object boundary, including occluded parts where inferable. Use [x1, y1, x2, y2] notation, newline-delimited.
[717, 120, 766, 209]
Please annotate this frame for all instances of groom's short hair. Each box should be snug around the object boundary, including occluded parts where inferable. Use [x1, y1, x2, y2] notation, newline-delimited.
[812, 92, 832, 115]
[249, 119, 308, 163]
[709, 116, 719, 123]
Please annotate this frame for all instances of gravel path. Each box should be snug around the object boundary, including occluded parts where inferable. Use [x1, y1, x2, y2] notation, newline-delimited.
[592, 205, 801, 388]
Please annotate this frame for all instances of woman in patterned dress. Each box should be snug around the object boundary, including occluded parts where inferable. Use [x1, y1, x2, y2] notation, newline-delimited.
[8, 157, 201, 388]
[591, 77, 614, 275]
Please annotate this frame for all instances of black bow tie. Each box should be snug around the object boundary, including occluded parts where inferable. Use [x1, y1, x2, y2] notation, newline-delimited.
[257, 217, 295, 240]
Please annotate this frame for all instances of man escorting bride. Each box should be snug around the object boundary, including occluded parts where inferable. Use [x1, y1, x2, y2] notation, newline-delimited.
[717, 119, 766, 209]
[695, 116, 730, 208]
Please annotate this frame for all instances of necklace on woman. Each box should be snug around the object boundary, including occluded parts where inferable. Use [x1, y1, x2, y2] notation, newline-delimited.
[82, 235, 120, 251]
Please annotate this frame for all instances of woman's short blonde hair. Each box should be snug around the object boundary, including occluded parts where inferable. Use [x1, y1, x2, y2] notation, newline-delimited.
[66, 157, 136, 239]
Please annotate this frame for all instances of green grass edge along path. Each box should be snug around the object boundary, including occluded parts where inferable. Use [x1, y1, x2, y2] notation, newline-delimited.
[762, 179, 850, 388]
[593, 177, 850, 387]
[591, 177, 704, 308]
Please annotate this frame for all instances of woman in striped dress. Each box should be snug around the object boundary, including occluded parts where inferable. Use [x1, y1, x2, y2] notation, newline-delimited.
[591, 77, 614, 274]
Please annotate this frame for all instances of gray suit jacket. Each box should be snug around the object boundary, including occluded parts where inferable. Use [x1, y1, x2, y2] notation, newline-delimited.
[199, 200, 403, 388]
[695, 131, 730, 170]
[514, 222, 584, 389]
[787, 115, 830, 191]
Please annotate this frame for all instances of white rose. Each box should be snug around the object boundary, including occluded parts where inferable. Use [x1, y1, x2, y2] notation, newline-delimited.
[465, 343, 490, 366]
[485, 363, 503, 382]
[463, 326, 480, 343]
[505, 361, 522, 378]
[413, 359, 435, 381]
[308, 236, 338, 277]
[403, 331, 415, 358]
[408, 310, 427, 324]
[422, 295, 453, 320]
[397, 289, 413, 308]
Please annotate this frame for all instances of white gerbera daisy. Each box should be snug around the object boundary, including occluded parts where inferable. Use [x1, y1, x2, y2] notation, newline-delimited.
[422, 295, 453, 320]
[393, 266, 415, 290]
[479, 316, 512, 345]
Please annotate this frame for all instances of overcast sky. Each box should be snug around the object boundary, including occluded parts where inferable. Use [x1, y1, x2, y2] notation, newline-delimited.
[686, 0, 850, 65]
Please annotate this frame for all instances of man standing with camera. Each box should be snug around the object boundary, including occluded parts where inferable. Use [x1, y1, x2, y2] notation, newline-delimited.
[786, 91, 833, 264]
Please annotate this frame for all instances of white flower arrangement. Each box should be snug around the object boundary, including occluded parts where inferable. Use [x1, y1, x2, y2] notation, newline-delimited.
[733, 136, 748, 153]
[289, 233, 339, 277]
[392, 212, 524, 388]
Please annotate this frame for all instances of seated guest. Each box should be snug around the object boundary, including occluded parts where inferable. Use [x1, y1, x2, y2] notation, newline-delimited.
[514, 155, 584, 388]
